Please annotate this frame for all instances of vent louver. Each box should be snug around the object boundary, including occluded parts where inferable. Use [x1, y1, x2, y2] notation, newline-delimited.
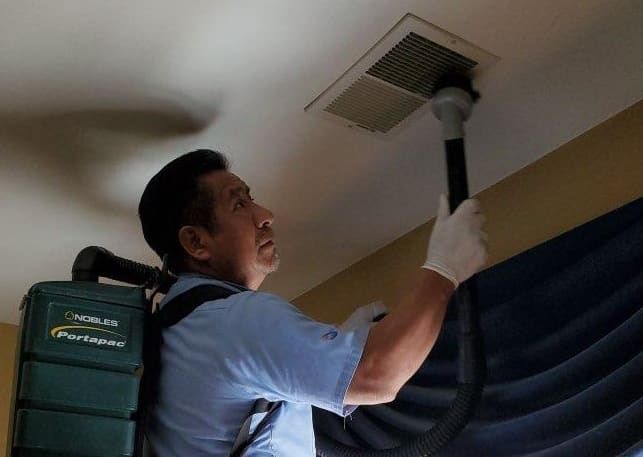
[306, 14, 499, 138]
[366, 32, 477, 99]
[324, 76, 426, 133]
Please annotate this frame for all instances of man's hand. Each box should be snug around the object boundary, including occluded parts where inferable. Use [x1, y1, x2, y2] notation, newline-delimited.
[339, 301, 389, 332]
[422, 194, 489, 288]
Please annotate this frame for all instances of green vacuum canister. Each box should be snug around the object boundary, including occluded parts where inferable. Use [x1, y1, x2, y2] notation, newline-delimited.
[7, 281, 146, 457]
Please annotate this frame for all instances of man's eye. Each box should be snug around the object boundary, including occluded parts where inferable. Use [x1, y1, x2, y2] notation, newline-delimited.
[235, 198, 253, 209]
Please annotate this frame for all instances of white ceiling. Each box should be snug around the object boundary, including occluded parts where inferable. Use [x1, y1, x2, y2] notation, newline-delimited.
[1, 0, 642, 325]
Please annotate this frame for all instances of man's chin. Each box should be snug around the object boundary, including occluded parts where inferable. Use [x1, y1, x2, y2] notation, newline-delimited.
[258, 251, 281, 275]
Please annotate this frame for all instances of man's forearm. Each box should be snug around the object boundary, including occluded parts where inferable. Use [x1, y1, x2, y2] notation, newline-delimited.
[360, 268, 455, 398]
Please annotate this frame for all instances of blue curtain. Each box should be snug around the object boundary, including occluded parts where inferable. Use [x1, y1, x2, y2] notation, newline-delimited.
[314, 197, 643, 456]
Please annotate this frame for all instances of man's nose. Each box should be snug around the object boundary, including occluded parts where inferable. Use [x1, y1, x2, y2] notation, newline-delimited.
[254, 203, 274, 228]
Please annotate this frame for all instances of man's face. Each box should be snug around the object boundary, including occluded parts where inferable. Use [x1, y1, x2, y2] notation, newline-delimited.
[199, 170, 280, 289]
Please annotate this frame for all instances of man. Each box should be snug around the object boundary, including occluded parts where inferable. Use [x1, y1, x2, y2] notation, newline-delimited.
[139, 149, 487, 456]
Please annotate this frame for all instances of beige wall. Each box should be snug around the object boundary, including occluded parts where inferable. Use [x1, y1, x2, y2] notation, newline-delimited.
[1, 323, 18, 455]
[1, 101, 642, 451]
[294, 100, 643, 324]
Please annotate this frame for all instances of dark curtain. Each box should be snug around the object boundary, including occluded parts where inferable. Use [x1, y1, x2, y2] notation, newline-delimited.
[314, 197, 643, 457]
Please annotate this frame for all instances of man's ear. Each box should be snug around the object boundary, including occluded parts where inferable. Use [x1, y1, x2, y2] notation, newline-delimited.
[177, 225, 212, 262]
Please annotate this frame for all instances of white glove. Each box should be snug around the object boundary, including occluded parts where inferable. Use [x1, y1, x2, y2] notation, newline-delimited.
[338, 301, 389, 332]
[422, 194, 488, 289]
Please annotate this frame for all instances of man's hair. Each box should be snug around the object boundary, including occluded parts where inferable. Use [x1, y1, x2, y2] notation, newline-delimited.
[138, 149, 230, 272]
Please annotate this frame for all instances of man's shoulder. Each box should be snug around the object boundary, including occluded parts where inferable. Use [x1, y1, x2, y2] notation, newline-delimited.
[169, 277, 293, 313]
[227, 290, 296, 312]
[162, 275, 244, 304]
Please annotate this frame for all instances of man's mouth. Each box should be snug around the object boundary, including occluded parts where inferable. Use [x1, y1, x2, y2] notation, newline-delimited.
[259, 239, 274, 248]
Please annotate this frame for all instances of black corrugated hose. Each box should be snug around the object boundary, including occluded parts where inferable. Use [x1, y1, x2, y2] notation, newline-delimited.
[72, 246, 178, 297]
[315, 73, 487, 456]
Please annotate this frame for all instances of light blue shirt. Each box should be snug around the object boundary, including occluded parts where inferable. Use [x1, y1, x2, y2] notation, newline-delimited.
[147, 273, 371, 456]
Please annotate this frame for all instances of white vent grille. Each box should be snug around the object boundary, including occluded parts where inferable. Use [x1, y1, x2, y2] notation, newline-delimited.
[324, 76, 426, 133]
[306, 14, 499, 138]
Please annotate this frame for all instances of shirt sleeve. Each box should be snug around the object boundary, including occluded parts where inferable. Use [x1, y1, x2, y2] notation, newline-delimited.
[211, 291, 371, 417]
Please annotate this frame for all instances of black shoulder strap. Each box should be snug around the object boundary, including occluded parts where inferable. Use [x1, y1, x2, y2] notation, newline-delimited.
[157, 284, 238, 327]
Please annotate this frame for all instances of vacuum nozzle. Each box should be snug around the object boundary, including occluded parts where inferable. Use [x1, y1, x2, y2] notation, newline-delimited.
[432, 72, 480, 101]
[431, 72, 480, 140]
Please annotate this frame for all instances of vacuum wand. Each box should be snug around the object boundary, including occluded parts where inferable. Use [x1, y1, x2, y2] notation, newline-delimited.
[314, 74, 488, 457]
[431, 73, 486, 386]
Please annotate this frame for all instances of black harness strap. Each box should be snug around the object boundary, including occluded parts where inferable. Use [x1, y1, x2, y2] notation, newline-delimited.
[152, 284, 281, 457]
[157, 284, 239, 326]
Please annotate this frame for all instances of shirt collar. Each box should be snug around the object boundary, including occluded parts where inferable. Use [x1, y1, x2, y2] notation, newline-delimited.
[159, 273, 250, 309]
[177, 272, 250, 292]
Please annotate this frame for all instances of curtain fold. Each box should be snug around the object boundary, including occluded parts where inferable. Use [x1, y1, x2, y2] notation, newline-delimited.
[314, 197, 643, 456]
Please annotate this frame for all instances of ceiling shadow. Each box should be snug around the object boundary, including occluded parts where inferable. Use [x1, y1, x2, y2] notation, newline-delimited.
[0, 103, 216, 218]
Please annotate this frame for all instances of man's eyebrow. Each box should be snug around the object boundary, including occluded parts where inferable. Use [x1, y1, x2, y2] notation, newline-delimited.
[227, 185, 251, 197]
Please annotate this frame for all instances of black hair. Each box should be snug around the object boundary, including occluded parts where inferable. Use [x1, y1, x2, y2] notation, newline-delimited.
[138, 149, 230, 272]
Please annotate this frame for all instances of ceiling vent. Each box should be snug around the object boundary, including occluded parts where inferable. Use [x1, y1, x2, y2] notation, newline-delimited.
[305, 13, 499, 138]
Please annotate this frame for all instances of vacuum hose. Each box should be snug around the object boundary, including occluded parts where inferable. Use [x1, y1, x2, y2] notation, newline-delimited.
[315, 72, 486, 457]
[72, 246, 176, 294]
